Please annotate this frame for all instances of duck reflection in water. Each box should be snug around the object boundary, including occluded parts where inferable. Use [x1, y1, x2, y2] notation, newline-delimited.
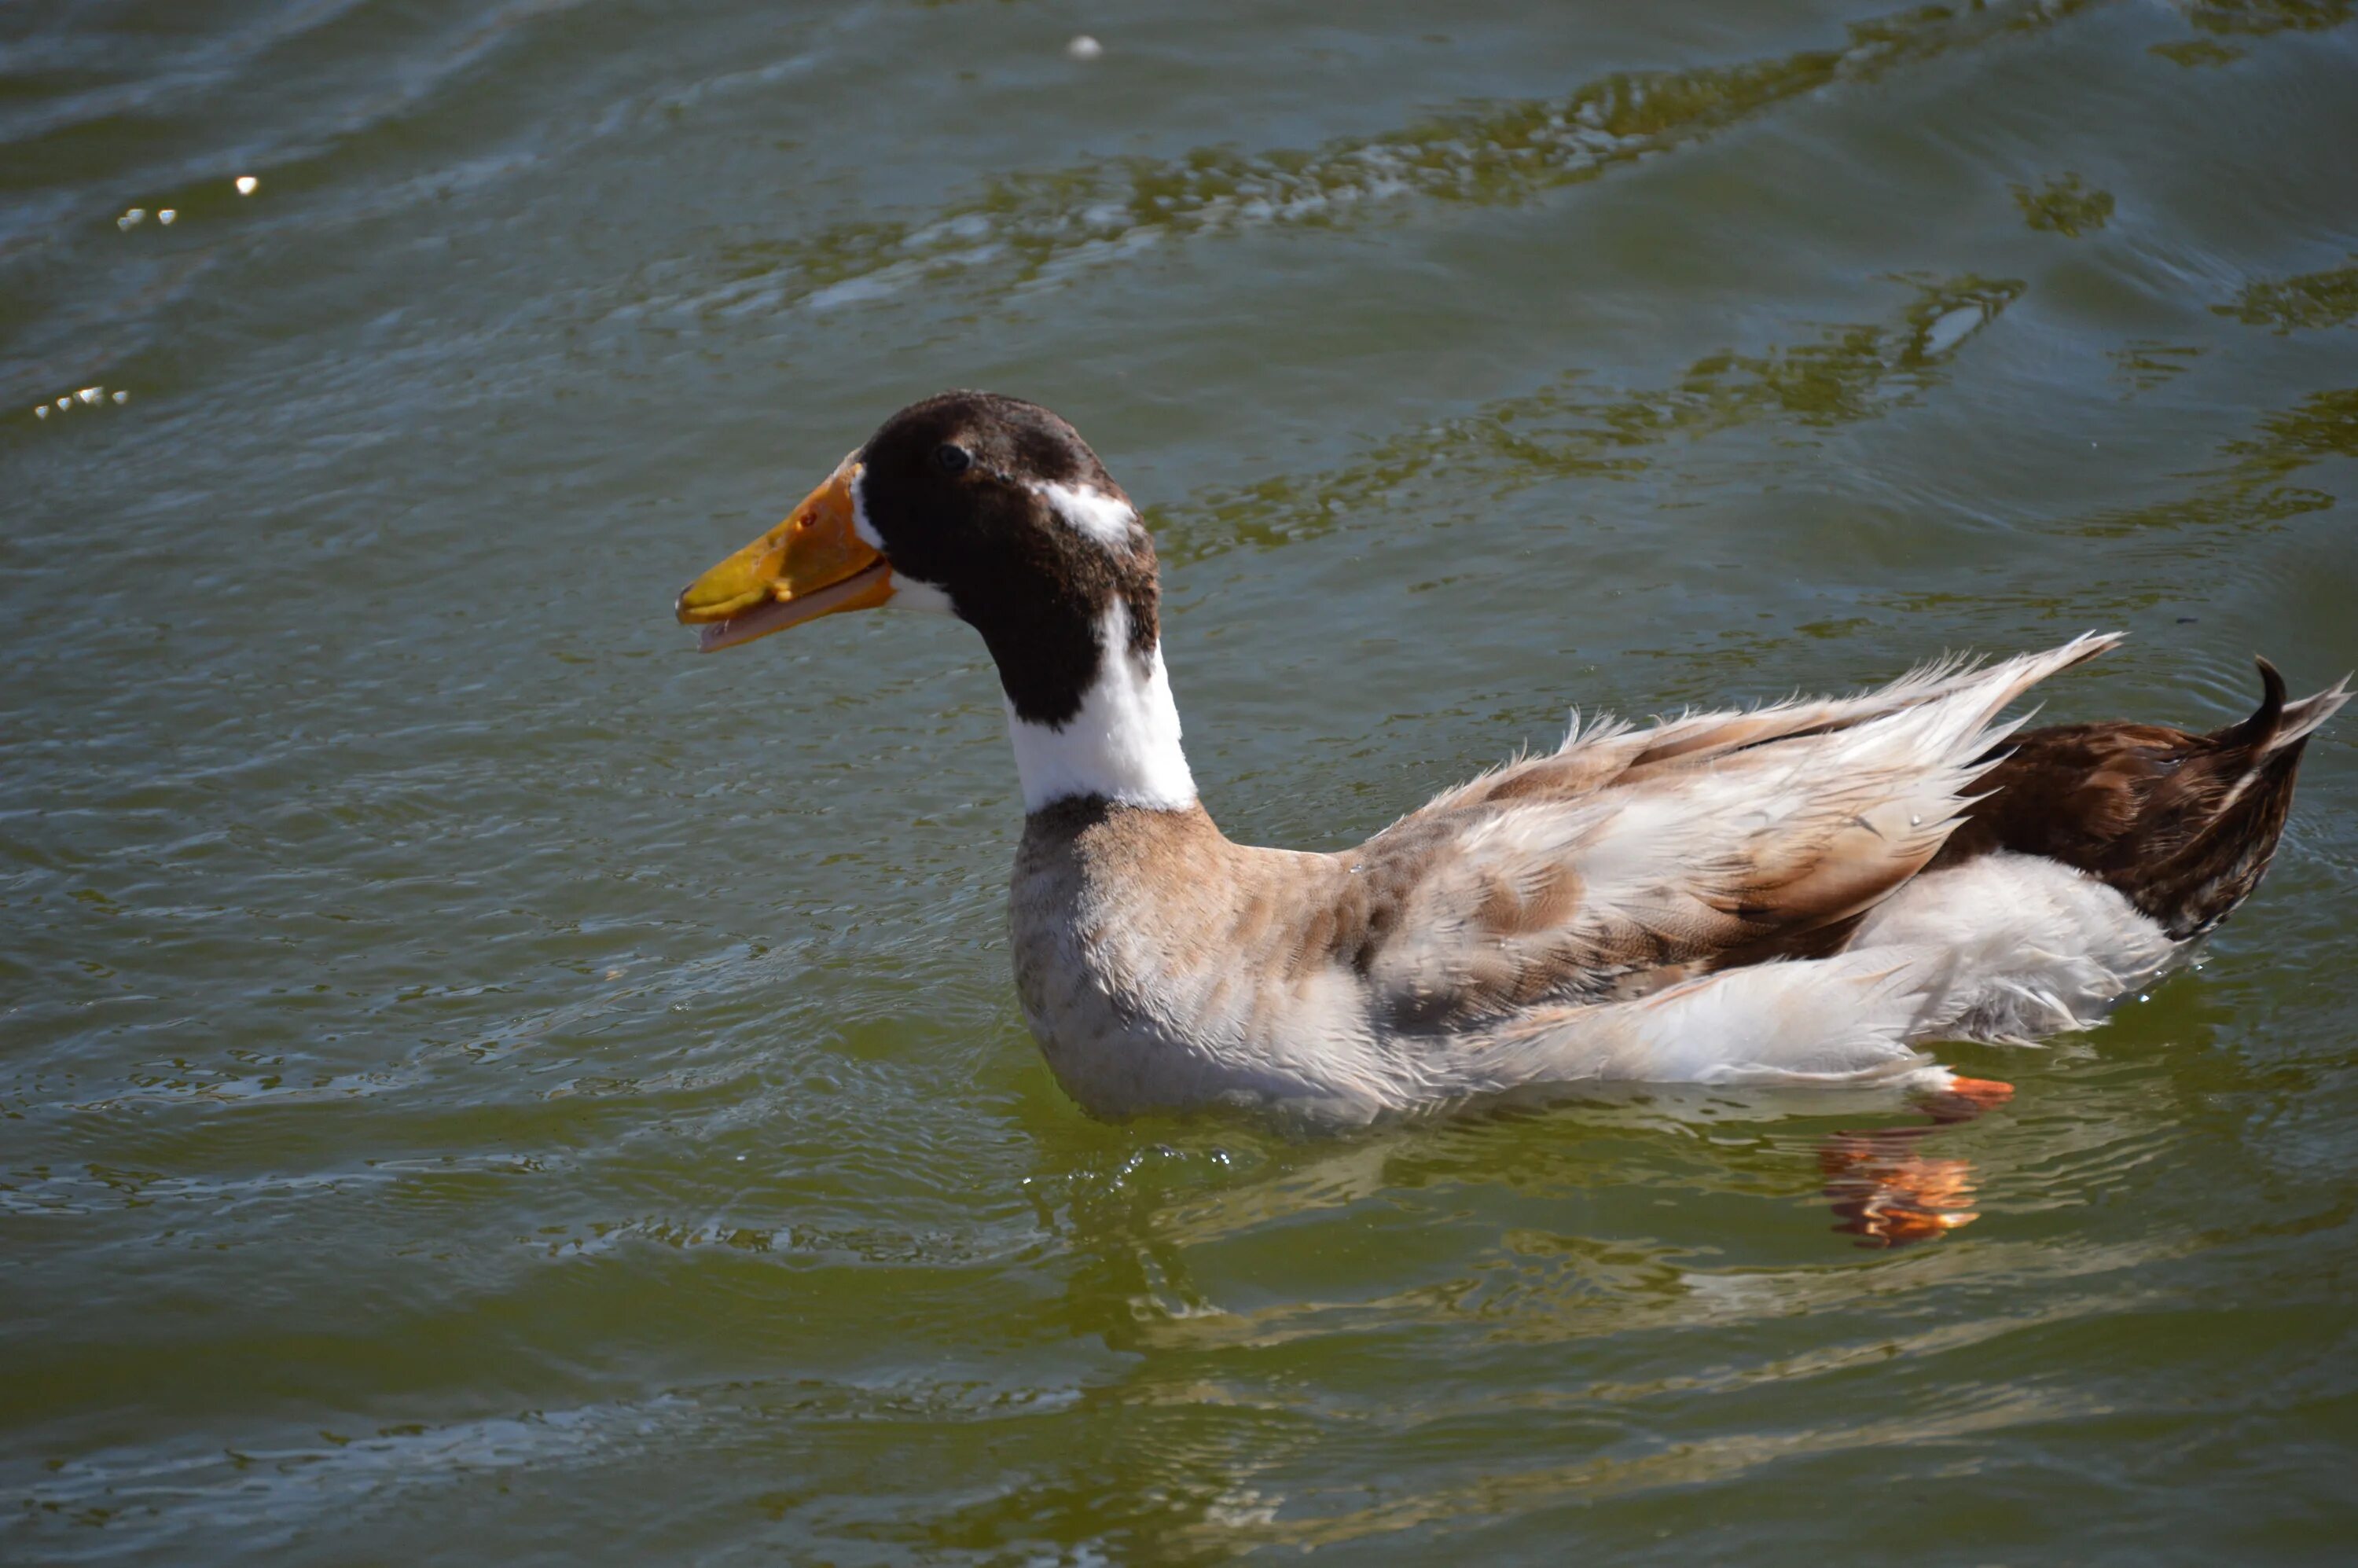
[1047, 1074, 2029, 1328]
[1820, 1074, 2014, 1247]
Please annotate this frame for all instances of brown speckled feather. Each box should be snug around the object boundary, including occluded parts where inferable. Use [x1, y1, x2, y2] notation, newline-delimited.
[1328, 640, 2125, 1030]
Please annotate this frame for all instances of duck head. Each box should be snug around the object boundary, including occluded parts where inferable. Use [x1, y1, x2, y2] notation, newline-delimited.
[676, 391, 1196, 811]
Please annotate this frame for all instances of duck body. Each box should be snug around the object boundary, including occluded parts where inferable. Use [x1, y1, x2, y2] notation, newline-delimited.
[1011, 799, 1390, 1120]
[678, 391, 2348, 1128]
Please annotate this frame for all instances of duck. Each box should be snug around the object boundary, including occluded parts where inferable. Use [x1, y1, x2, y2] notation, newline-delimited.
[675, 390, 2348, 1128]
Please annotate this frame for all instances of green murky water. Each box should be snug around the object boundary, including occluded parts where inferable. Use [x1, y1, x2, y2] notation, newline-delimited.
[6, 2, 2356, 1561]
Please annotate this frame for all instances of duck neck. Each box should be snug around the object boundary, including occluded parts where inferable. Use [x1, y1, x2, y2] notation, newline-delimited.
[1004, 599, 1197, 813]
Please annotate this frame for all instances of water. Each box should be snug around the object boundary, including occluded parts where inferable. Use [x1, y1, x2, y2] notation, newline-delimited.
[5, 2, 2355, 1560]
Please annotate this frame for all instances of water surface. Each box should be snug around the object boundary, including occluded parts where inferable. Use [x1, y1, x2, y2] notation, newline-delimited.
[5, 2, 2356, 1561]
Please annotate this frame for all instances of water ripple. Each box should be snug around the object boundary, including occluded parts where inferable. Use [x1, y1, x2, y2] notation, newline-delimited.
[659, 1, 2104, 321]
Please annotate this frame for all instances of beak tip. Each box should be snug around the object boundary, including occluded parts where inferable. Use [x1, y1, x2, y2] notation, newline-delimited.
[678, 457, 878, 648]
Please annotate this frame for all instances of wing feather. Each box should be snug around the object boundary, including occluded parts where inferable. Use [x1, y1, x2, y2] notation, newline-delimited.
[1346, 635, 2119, 1029]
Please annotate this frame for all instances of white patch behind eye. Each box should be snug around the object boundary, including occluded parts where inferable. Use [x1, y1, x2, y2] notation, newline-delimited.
[1035, 481, 1138, 547]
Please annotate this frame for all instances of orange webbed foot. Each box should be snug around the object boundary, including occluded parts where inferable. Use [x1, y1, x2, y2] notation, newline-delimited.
[1915, 1074, 2015, 1125]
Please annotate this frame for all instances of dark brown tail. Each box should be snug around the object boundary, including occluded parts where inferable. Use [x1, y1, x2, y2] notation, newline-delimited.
[1934, 659, 2349, 938]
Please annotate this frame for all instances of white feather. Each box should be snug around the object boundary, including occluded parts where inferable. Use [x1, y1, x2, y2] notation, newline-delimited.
[886, 575, 957, 615]
[1849, 851, 2180, 1041]
[848, 457, 883, 548]
[1474, 950, 1940, 1090]
[1034, 481, 1140, 546]
[1005, 600, 1197, 812]
[1454, 850, 2180, 1103]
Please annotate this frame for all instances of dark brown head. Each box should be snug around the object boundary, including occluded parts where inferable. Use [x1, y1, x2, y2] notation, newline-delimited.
[675, 391, 1162, 725]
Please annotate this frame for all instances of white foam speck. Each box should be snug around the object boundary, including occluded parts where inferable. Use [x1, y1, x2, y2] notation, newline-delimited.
[235, 175, 259, 196]
[112, 390, 129, 404]
[77, 387, 102, 405]
[1922, 304, 1985, 358]
[158, 208, 177, 225]
[1066, 35, 1103, 61]
[804, 272, 909, 311]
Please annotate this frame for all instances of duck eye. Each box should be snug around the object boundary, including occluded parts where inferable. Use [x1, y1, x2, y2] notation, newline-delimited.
[935, 442, 972, 476]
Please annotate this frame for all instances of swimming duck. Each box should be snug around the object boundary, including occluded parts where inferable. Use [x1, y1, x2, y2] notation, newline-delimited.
[675, 391, 2346, 1126]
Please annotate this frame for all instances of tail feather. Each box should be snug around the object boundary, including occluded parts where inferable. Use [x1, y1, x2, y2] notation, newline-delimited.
[2215, 655, 2287, 753]
[2267, 667, 2352, 754]
[1936, 654, 2344, 939]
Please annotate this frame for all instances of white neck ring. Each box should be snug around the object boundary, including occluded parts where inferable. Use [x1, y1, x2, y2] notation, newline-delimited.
[1005, 600, 1196, 813]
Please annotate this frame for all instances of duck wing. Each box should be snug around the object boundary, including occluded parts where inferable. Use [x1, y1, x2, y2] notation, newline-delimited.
[1339, 634, 2121, 1033]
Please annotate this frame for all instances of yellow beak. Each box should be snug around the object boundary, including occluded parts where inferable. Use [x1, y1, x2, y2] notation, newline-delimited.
[674, 454, 894, 652]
